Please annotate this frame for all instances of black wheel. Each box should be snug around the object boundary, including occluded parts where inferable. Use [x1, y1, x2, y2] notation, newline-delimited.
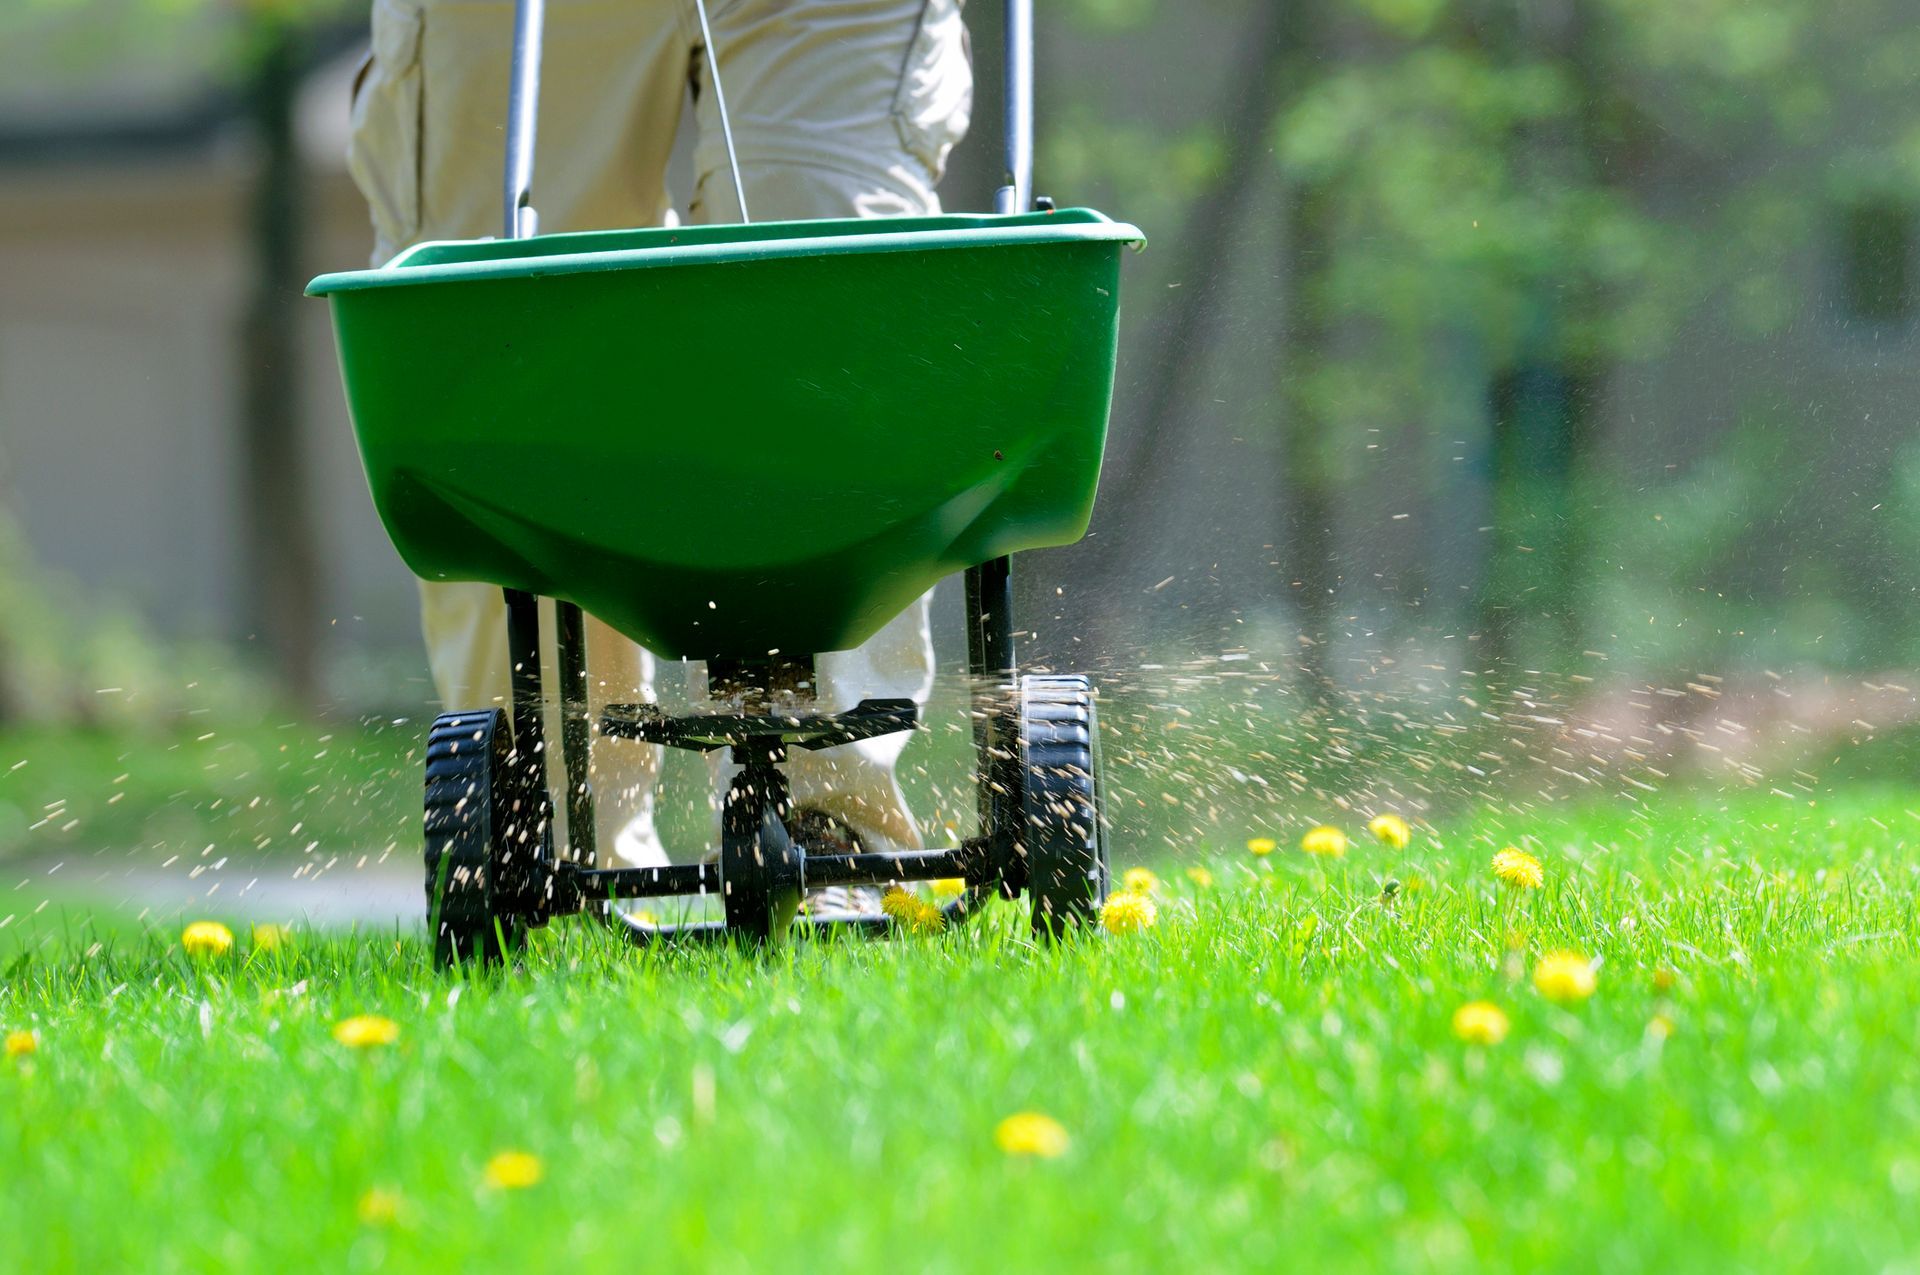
[424, 709, 540, 966]
[1020, 674, 1108, 937]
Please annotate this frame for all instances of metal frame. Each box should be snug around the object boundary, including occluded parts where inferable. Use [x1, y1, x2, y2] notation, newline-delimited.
[480, 0, 1042, 943]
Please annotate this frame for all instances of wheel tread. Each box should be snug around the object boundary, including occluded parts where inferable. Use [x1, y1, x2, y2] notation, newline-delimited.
[423, 710, 526, 965]
[1020, 674, 1108, 936]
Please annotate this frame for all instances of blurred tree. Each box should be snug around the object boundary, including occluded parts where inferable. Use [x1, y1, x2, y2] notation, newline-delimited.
[1273, 0, 1339, 702]
[1309, 0, 1920, 678]
[1272, 0, 1652, 677]
[237, 2, 326, 703]
[1051, 0, 1920, 680]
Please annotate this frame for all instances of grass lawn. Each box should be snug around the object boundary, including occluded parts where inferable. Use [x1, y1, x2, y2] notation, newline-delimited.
[4, 786, 1920, 1271]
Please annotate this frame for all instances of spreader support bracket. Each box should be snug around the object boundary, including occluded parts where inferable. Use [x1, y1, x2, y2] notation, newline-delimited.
[599, 698, 918, 753]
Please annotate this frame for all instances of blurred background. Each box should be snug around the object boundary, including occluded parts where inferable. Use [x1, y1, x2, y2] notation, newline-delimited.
[4, 0, 1920, 911]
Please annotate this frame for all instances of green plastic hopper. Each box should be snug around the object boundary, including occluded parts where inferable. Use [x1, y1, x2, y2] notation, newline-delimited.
[307, 208, 1143, 659]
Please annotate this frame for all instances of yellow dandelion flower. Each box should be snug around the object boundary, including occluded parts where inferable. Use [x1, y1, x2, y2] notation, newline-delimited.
[1450, 1001, 1510, 1046]
[181, 920, 234, 958]
[1300, 825, 1348, 858]
[1121, 867, 1160, 895]
[5, 1029, 38, 1059]
[930, 877, 966, 903]
[1647, 1013, 1675, 1041]
[357, 1188, 403, 1226]
[484, 1151, 544, 1190]
[250, 923, 291, 952]
[1246, 837, 1277, 857]
[1099, 890, 1157, 935]
[1533, 951, 1597, 1003]
[1185, 865, 1214, 889]
[1491, 847, 1544, 890]
[880, 886, 943, 934]
[994, 1112, 1070, 1159]
[1367, 813, 1412, 850]
[1652, 967, 1676, 993]
[332, 1015, 400, 1048]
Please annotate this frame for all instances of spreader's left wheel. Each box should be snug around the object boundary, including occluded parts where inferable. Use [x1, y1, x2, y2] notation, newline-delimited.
[424, 709, 539, 966]
[1020, 674, 1109, 937]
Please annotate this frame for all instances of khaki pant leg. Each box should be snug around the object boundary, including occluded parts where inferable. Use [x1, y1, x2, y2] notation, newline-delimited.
[350, 0, 692, 254]
[346, 0, 695, 864]
[690, 0, 973, 852]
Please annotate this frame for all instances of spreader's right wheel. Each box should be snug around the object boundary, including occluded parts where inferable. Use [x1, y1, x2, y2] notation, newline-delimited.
[1019, 674, 1109, 937]
[423, 709, 539, 966]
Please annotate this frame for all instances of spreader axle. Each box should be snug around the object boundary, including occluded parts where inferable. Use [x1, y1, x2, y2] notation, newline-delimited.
[550, 841, 991, 913]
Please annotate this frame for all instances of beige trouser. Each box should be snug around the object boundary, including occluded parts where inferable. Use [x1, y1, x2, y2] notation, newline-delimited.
[345, 0, 972, 863]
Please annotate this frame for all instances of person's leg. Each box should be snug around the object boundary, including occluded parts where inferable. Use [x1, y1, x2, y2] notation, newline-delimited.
[417, 586, 668, 866]
[690, 0, 973, 853]
[345, 0, 695, 863]
[349, 0, 691, 257]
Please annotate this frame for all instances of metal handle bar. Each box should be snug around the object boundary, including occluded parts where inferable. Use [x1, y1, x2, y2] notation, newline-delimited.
[996, 0, 1033, 215]
[502, 0, 544, 239]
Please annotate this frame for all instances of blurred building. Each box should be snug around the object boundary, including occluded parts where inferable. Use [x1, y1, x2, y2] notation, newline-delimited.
[0, 10, 420, 694]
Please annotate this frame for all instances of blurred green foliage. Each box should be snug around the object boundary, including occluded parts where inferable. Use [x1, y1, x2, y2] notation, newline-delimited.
[1054, 0, 1920, 677]
[0, 0, 359, 84]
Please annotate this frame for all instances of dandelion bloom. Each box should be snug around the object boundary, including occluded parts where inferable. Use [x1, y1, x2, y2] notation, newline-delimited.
[1099, 890, 1157, 935]
[357, 1188, 402, 1226]
[1647, 1014, 1675, 1040]
[1367, 813, 1412, 850]
[5, 1029, 37, 1059]
[1451, 1001, 1509, 1045]
[1300, 825, 1348, 858]
[995, 1112, 1070, 1159]
[484, 1151, 544, 1190]
[250, 923, 291, 952]
[1491, 847, 1544, 890]
[880, 887, 943, 934]
[1121, 867, 1160, 895]
[930, 877, 966, 903]
[1246, 837, 1277, 857]
[1185, 866, 1214, 889]
[1533, 951, 1597, 1003]
[332, 1015, 401, 1048]
[181, 920, 234, 958]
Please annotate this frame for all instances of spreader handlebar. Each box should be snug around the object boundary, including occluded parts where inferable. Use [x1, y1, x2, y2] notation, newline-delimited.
[996, 0, 1034, 214]
[502, 0, 543, 238]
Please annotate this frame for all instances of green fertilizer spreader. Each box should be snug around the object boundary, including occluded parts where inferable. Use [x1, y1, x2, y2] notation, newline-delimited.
[309, 0, 1142, 963]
